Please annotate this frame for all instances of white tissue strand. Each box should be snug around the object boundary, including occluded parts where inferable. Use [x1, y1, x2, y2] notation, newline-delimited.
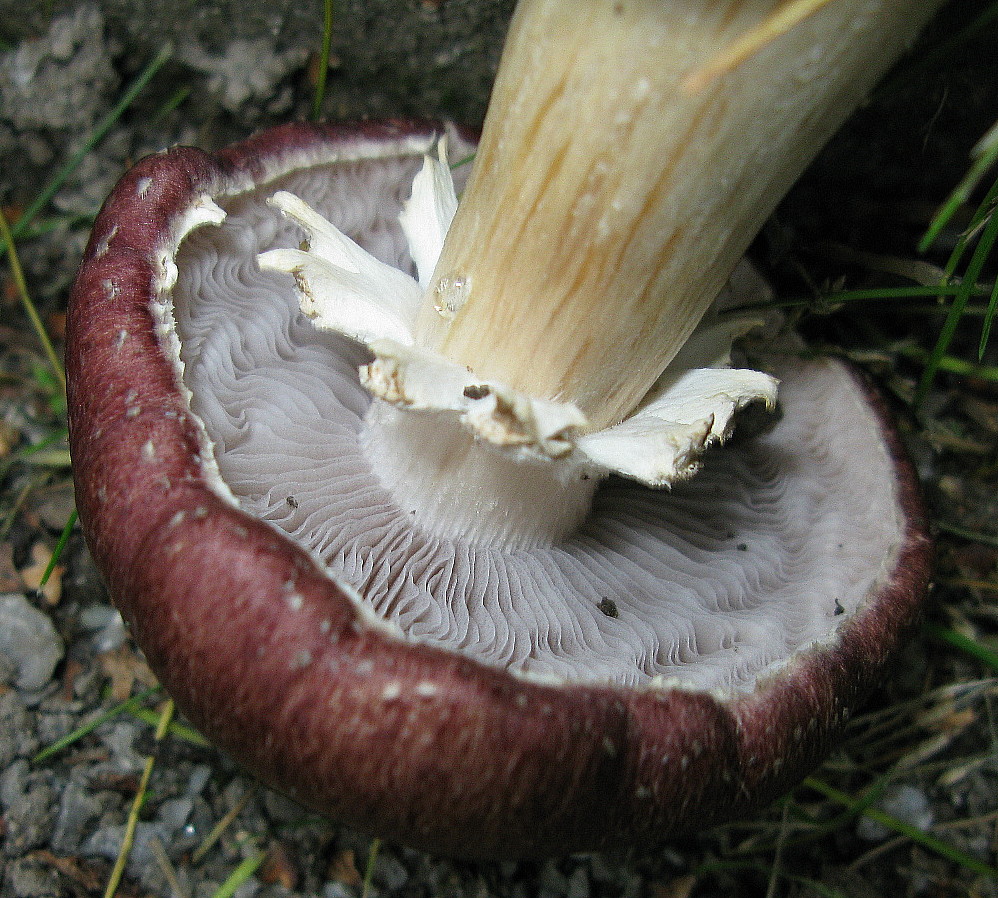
[171, 152, 903, 693]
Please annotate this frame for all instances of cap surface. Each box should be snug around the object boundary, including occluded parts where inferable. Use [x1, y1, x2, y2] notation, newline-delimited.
[66, 120, 932, 857]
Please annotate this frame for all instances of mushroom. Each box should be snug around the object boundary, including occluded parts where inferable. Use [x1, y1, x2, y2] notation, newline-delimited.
[67, 0, 937, 858]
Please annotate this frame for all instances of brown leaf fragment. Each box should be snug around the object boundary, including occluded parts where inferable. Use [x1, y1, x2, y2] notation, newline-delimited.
[98, 645, 157, 702]
[651, 874, 697, 898]
[0, 419, 18, 458]
[29, 849, 104, 892]
[260, 840, 298, 890]
[0, 541, 22, 592]
[19, 541, 63, 606]
[327, 848, 363, 887]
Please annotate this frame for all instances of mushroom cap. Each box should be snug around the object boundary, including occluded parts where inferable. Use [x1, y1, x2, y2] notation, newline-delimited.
[67, 121, 932, 858]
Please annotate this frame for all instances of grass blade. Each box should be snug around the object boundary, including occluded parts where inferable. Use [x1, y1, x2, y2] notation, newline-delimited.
[902, 345, 998, 383]
[977, 264, 998, 359]
[804, 778, 998, 879]
[127, 706, 212, 746]
[924, 622, 998, 674]
[40, 509, 77, 587]
[34, 686, 162, 763]
[210, 852, 267, 898]
[2, 44, 172, 251]
[362, 837, 381, 898]
[935, 520, 998, 549]
[919, 117, 998, 253]
[916, 172, 998, 406]
[311, 0, 335, 121]
[0, 205, 66, 393]
[104, 700, 175, 898]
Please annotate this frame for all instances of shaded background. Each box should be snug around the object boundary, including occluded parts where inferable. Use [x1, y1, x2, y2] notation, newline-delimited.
[1, 2, 997, 897]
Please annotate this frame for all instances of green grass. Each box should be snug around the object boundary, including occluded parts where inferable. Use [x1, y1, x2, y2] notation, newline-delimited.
[6, 4, 997, 897]
[804, 778, 998, 880]
[0, 204, 65, 394]
[311, 0, 336, 121]
[916, 156, 998, 405]
[1, 45, 172, 255]
[33, 687, 163, 764]
[102, 699, 176, 898]
[925, 621, 998, 674]
[208, 851, 268, 898]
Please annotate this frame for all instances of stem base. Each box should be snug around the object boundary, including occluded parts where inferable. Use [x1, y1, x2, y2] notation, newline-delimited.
[362, 400, 599, 550]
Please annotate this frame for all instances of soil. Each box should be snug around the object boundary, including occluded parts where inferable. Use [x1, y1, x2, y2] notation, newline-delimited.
[2, 3, 997, 897]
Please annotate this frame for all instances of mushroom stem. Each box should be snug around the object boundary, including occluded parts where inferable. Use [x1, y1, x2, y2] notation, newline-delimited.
[363, 404, 599, 549]
[417, 0, 942, 431]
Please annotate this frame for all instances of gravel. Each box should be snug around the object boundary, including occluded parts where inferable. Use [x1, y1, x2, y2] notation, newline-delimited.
[0, 5, 119, 134]
[2, 3, 997, 897]
[0, 594, 64, 693]
[1, 759, 55, 857]
[856, 785, 935, 842]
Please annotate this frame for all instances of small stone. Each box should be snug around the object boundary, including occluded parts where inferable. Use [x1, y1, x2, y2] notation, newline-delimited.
[539, 860, 569, 897]
[178, 38, 308, 113]
[0, 691, 39, 765]
[4, 857, 61, 898]
[78, 603, 127, 654]
[35, 708, 76, 746]
[33, 483, 77, 531]
[194, 881, 225, 898]
[186, 763, 214, 797]
[0, 593, 64, 692]
[100, 721, 144, 773]
[158, 796, 194, 832]
[0, 760, 55, 856]
[263, 787, 306, 823]
[375, 852, 409, 891]
[857, 784, 933, 841]
[81, 819, 172, 876]
[50, 779, 102, 855]
[588, 855, 620, 885]
[0, 5, 118, 132]
[566, 867, 590, 898]
[231, 876, 261, 898]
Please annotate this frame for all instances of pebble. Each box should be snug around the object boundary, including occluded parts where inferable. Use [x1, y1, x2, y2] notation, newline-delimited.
[35, 707, 77, 747]
[194, 880, 225, 898]
[857, 784, 934, 841]
[0, 760, 55, 856]
[0, 593, 64, 692]
[177, 38, 308, 113]
[100, 720, 145, 773]
[5, 857, 62, 898]
[566, 867, 591, 898]
[539, 859, 569, 897]
[159, 796, 195, 832]
[50, 777, 102, 855]
[177, 795, 216, 852]
[264, 786, 308, 823]
[375, 853, 409, 891]
[82, 819, 176, 879]
[186, 763, 214, 797]
[0, 690, 39, 766]
[232, 877, 261, 898]
[78, 602, 127, 653]
[77, 788, 196, 893]
[322, 883, 354, 898]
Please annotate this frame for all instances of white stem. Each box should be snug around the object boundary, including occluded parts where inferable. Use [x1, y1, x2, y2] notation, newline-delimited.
[418, 0, 943, 430]
[363, 402, 599, 549]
